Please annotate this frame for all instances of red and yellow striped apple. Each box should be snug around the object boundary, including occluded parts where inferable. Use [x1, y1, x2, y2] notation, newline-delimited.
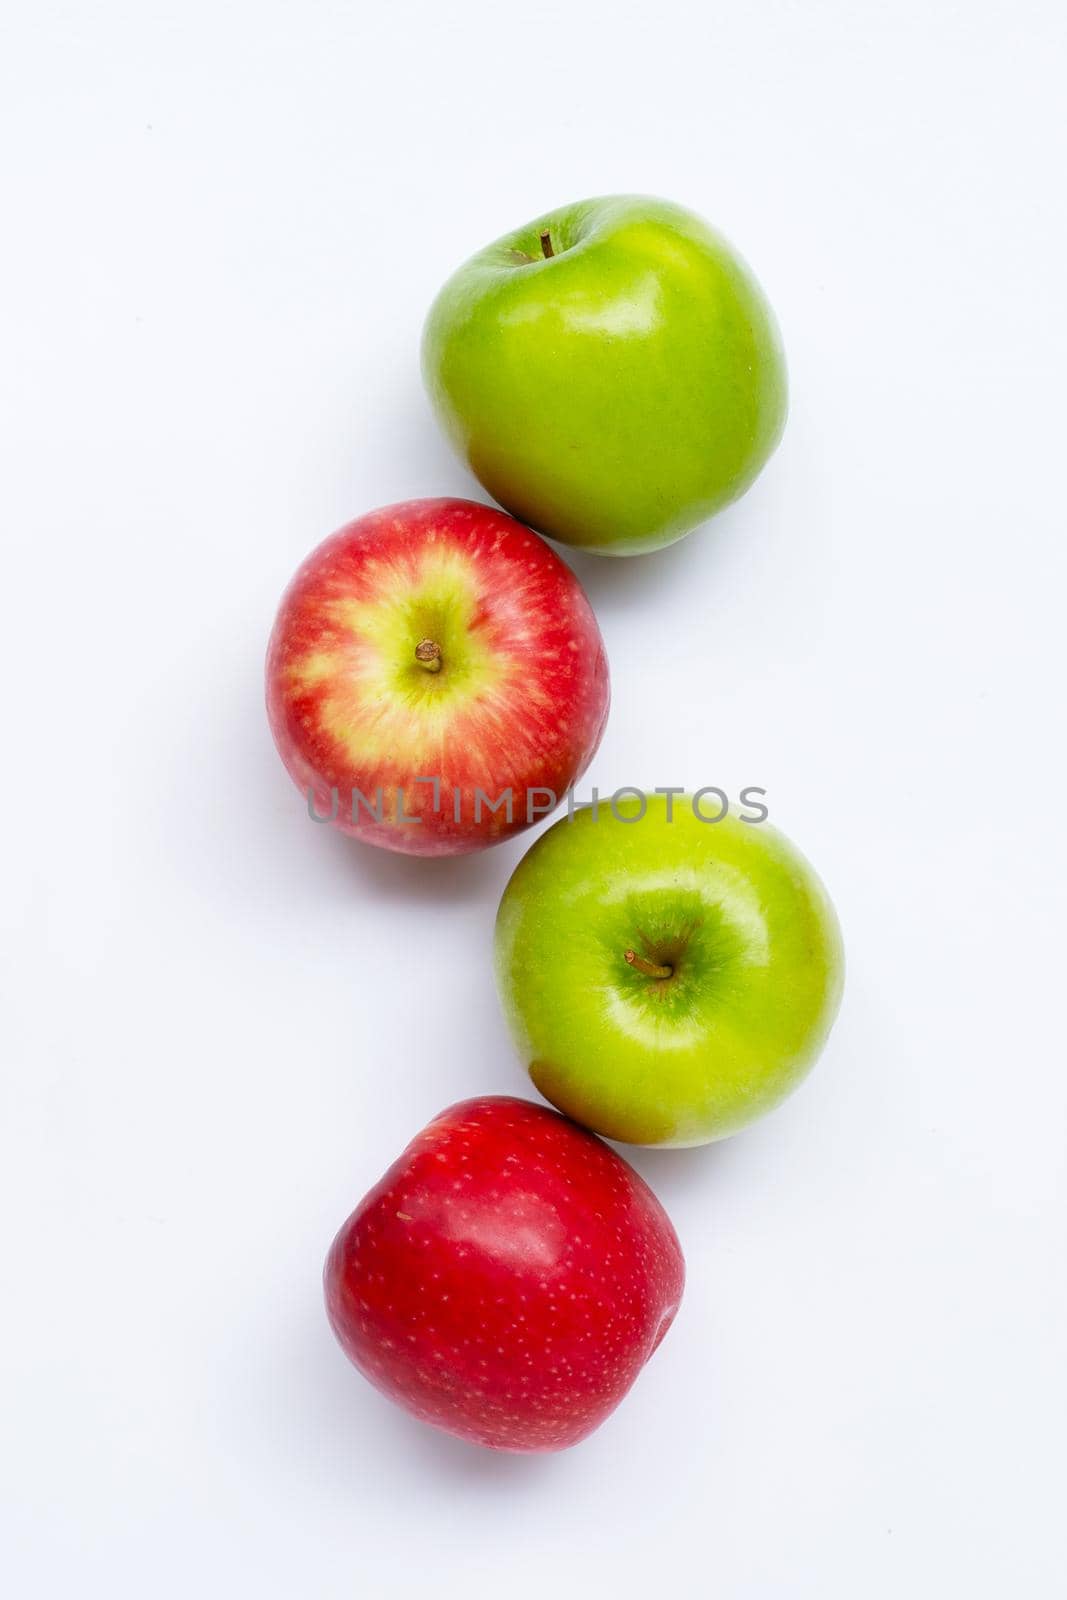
[266, 499, 609, 855]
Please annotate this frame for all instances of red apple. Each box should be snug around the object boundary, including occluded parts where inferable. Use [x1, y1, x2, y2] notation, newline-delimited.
[266, 498, 609, 855]
[324, 1096, 685, 1452]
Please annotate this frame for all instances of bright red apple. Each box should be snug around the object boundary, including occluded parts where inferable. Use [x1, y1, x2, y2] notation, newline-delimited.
[266, 498, 610, 855]
[324, 1096, 685, 1452]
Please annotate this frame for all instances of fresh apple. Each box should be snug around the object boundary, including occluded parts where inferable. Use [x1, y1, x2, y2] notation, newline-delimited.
[265, 498, 609, 854]
[422, 195, 787, 555]
[324, 1096, 684, 1452]
[495, 794, 844, 1145]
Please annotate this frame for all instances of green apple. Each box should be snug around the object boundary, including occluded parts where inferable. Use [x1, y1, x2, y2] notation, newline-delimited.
[422, 195, 787, 556]
[494, 794, 843, 1146]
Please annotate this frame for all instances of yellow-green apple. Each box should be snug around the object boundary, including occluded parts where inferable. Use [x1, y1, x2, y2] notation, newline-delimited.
[422, 195, 787, 555]
[324, 1096, 684, 1452]
[495, 794, 844, 1145]
[265, 499, 609, 854]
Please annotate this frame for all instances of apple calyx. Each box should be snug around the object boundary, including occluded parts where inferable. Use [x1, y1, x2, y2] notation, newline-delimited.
[539, 229, 554, 259]
[625, 949, 673, 980]
[414, 639, 443, 673]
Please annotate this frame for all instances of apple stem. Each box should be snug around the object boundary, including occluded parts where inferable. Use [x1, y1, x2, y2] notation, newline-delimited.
[414, 639, 442, 673]
[539, 229, 554, 259]
[625, 950, 673, 980]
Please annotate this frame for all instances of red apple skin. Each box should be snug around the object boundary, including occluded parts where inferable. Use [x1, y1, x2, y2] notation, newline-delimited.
[324, 1096, 685, 1452]
[265, 499, 610, 855]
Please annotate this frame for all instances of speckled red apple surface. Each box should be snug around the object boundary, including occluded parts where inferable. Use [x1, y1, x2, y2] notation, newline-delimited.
[324, 1096, 685, 1452]
[266, 498, 609, 855]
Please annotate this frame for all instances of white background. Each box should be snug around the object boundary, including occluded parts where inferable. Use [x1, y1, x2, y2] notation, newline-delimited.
[2, 2, 1065, 1595]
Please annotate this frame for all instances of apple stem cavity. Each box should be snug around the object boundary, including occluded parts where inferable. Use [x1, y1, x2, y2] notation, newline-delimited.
[625, 950, 673, 980]
[539, 229, 555, 259]
[414, 639, 443, 673]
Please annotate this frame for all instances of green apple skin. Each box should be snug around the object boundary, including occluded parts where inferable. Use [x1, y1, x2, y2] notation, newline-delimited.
[494, 795, 843, 1147]
[422, 196, 787, 556]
